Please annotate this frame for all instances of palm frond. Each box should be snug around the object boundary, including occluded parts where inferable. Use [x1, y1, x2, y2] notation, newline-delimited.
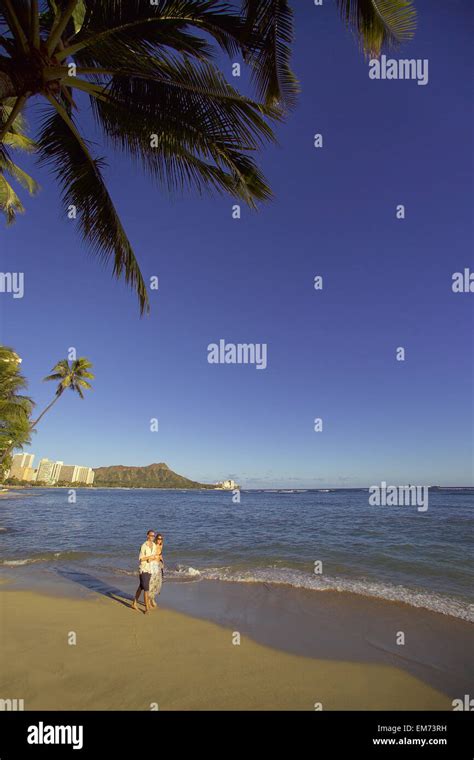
[0, 172, 24, 223]
[90, 57, 277, 205]
[37, 104, 149, 314]
[43, 373, 66, 382]
[0, 157, 39, 195]
[57, 0, 242, 62]
[242, 0, 299, 109]
[2, 131, 36, 151]
[336, 0, 417, 57]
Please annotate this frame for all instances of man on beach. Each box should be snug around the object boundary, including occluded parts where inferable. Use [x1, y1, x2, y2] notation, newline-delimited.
[131, 530, 156, 614]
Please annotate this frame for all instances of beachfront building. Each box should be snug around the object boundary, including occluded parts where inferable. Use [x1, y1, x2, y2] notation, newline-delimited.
[8, 453, 35, 480]
[51, 461, 64, 483]
[76, 466, 94, 485]
[36, 458, 56, 484]
[216, 479, 239, 490]
[76, 466, 87, 482]
[6, 453, 94, 485]
[58, 464, 79, 483]
[58, 464, 94, 485]
[22, 467, 36, 482]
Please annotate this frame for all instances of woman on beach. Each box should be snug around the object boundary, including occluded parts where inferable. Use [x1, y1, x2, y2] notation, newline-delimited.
[149, 533, 164, 608]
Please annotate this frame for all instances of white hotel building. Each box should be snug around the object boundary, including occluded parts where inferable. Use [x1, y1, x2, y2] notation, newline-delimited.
[7, 454, 94, 485]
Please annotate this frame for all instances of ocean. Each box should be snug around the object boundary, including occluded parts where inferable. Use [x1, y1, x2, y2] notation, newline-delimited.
[1, 487, 473, 621]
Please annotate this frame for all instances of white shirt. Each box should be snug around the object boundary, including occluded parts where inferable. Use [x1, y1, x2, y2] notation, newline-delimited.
[139, 541, 155, 573]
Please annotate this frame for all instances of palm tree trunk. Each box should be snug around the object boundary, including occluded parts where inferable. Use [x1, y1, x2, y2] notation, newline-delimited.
[0, 392, 62, 465]
[31, 0, 40, 48]
[29, 392, 62, 430]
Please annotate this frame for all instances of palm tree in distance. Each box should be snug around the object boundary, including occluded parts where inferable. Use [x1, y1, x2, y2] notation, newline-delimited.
[0, 1, 417, 312]
[0, 356, 94, 465]
[33, 356, 94, 425]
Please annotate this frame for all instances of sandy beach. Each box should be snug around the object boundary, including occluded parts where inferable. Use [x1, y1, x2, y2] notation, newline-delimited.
[1, 571, 470, 711]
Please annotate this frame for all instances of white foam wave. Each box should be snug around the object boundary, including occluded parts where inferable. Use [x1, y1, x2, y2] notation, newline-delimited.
[197, 566, 474, 622]
[1, 551, 92, 567]
[112, 564, 201, 580]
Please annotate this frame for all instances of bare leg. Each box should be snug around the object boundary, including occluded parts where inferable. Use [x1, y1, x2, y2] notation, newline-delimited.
[144, 591, 151, 613]
[131, 586, 141, 611]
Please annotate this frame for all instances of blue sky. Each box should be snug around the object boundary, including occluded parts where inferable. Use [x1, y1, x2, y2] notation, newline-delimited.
[1, 1, 472, 488]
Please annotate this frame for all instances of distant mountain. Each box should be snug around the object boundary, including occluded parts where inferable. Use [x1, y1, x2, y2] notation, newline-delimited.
[93, 462, 213, 489]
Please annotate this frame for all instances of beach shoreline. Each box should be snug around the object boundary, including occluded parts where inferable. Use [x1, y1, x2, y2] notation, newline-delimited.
[0, 570, 471, 710]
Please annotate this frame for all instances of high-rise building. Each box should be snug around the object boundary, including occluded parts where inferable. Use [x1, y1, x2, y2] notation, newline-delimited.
[74, 466, 94, 485]
[8, 453, 35, 480]
[6, 452, 94, 486]
[22, 468, 36, 482]
[51, 461, 64, 483]
[36, 458, 55, 484]
[58, 464, 79, 483]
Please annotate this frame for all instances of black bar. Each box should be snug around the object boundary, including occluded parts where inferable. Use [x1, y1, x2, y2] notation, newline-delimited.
[0, 711, 472, 757]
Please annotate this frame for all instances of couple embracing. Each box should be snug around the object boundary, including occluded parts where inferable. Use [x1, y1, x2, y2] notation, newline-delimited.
[132, 529, 164, 614]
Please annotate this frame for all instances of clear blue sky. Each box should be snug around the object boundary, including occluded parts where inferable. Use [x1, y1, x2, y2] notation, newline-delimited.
[1, 1, 472, 487]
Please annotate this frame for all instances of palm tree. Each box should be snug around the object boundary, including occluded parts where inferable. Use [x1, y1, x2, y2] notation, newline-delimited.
[0, 345, 34, 476]
[0, 97, 39, 223]
[32, 356, 94, 426]
[0, 356, 94, 465]
[0, 1, 416, 312]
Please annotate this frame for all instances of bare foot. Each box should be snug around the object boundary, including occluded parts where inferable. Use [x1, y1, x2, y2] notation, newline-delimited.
[131, 601, 139, 612]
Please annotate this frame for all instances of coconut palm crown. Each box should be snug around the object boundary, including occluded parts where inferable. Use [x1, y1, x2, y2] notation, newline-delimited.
[0, 1, 416, 312]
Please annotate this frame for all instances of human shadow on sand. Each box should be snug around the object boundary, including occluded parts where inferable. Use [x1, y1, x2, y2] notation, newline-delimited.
[55, 568, 137, 611]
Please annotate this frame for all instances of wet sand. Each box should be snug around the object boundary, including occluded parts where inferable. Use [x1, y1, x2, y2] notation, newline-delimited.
[0, 570, 471, 710]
